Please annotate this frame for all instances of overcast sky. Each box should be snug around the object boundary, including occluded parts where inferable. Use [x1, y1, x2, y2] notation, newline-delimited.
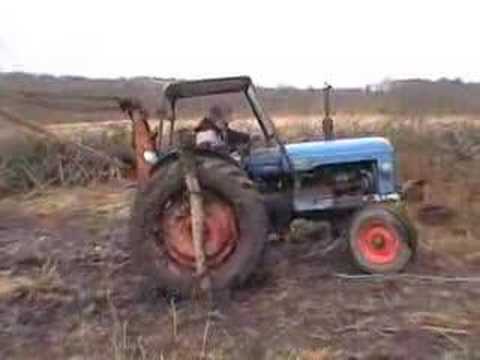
[0, 0, 478, 88]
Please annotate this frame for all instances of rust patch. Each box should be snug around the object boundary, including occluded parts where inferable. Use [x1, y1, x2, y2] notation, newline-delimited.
[118, 98, 157, 186]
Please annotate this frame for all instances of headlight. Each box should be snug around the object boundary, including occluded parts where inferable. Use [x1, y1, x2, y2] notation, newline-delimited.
[379, 161, 393, 174]
[143, 150, 159, 165]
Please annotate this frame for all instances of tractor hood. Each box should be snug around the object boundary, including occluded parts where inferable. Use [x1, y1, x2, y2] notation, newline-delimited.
[286, 137, 394, 170]
[245, 137, 394, 176]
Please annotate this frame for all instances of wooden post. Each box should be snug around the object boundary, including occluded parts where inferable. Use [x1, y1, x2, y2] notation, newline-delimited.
[177, 130, 212, 294]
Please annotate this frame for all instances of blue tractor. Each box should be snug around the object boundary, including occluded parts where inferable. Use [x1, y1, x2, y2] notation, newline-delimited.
[126, 76, 416, 295]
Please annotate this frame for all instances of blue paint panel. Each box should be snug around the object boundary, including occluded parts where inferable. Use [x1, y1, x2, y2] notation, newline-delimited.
[285, 137, 393, 170]
[245, 137, 397, 195]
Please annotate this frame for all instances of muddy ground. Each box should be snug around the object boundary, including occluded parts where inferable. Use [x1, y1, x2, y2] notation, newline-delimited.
[1, 183, 480, 360]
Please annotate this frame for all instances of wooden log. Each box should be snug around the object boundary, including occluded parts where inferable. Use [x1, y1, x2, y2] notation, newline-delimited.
[177, 130, 211, 293]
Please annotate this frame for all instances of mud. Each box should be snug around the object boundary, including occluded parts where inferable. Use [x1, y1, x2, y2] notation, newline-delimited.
[1, 184, 479, 359]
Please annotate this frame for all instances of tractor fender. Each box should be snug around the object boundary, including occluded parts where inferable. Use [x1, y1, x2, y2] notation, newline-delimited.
[150, 148, 242, 176]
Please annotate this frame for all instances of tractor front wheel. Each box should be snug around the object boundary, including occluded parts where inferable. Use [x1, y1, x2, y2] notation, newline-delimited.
[348, 205, 414, 273]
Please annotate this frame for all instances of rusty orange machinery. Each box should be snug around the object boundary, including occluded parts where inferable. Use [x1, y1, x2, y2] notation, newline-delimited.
[118, 98, 168, 187]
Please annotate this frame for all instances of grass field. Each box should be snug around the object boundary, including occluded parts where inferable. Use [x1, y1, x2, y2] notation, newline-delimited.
[1, 111, 480, 359]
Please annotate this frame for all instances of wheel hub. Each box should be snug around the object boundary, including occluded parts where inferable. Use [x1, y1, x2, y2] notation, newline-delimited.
[159, 192, 239, 270]
[372, 236, 385, 249]
[358, 224, 400, 265]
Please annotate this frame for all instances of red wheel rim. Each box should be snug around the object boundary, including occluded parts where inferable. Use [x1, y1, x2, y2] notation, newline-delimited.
[159, 192, 238, 270]
[357, 222, 400, 264]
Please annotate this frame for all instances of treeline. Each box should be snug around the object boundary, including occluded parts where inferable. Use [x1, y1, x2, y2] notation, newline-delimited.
[259, 78, 480, 116]
[1, 72, 480, 124]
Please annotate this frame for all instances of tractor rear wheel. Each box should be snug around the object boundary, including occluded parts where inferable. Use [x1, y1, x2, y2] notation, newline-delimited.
[129, 156, 268, 296]
[348, 205, 414, 273]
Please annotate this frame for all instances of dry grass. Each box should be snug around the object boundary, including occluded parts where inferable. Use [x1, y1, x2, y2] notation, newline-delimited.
[0, 259, 63, 300]
[273, 348, 339, 360]
[0, 127, 133, 195]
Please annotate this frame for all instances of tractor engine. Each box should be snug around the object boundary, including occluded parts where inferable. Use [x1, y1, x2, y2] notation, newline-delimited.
[300, 162, 376, 198]
[292, 161, 378, 212]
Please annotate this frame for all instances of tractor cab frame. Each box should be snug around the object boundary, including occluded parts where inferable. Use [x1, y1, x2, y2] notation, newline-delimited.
[160, 76, 292, 169]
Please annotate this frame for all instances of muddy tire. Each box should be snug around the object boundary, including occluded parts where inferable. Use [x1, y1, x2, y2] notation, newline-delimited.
[348, 206, 413, 273]
[129, 156, 268, 296]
